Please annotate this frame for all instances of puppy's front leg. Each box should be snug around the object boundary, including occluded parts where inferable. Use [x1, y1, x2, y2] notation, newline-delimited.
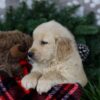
[37, 71, 65, 94]
[21, 72, 41, 90]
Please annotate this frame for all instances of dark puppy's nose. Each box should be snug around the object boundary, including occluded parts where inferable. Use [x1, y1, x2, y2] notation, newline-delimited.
[28, 52, 33, 58]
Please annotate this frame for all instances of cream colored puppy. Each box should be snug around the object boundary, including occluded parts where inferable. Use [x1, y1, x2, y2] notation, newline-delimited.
[21, 20, 88, 94]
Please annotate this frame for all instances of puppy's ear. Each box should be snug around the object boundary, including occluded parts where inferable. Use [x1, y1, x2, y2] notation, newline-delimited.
[56, 37, 72, 61]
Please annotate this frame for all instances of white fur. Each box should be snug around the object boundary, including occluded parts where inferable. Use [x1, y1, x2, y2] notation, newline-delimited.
[21, 20, 88, 94]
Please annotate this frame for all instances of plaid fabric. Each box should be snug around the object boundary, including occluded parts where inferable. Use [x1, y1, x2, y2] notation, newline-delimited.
[0, 59, 82, 100]
[0, 73, 26, 100]
[0, 59, 31, 100]
[46, 84, 82, 100]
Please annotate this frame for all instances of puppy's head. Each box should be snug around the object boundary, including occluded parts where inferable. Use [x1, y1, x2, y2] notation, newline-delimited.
[29, 20, 74, 63]
[28, 31, 56, 63]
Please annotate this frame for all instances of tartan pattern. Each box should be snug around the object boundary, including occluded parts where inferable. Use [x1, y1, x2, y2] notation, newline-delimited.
[0, 59, 82, 100]
[46, 84, 82, 100]
[0, 74, 26, 100]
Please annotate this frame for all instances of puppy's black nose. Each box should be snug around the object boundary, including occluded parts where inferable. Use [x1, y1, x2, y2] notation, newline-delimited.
[28, 52, 33, 58]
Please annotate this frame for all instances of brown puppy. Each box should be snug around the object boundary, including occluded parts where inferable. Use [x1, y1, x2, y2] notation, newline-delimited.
[0, 30, 32, 77]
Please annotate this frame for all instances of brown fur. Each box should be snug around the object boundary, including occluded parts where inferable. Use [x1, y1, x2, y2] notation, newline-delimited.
[0, 30, 32, 77]
[56, 38, 72, 61]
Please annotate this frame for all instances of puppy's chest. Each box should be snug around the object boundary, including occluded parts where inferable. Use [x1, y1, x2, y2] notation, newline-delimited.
[32, 63, 58, 74]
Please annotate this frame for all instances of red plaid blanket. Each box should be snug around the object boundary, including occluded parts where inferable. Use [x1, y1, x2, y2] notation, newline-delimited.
[0, 60, 82, 100]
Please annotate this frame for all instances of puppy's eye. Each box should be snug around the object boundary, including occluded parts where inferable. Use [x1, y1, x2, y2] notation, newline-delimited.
[41, 41, 48, 45]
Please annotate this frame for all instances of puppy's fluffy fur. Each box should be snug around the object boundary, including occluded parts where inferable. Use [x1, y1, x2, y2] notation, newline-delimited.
[0, 30, 32, 77]
[22, 21, 88, 94]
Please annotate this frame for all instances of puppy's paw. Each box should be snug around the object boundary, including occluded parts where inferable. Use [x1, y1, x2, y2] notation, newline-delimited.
[37, 78, 52, 94]
[21, 74, 37, 90]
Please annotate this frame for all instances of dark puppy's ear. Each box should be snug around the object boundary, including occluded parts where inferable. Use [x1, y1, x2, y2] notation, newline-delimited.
[56, 37, 72, 61]
[9, 44, 26, 59]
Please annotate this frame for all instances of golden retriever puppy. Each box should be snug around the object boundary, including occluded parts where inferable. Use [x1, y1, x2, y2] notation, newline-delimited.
[21, 20, 88, 94]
